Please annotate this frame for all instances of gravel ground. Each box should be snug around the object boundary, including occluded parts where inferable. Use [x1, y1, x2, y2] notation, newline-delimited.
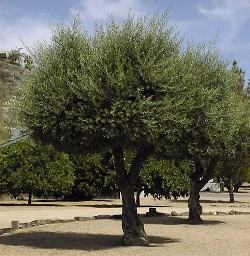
[0, 215, 249, 256]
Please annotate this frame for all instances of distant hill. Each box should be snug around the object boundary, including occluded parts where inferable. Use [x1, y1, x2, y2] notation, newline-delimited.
[0, 60, 26, 144]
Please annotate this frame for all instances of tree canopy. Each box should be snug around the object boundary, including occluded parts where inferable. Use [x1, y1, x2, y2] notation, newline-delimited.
[0, 140, 74, 204]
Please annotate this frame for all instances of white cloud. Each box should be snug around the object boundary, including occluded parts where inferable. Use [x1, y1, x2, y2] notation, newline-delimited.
[71, 0, 146, 21]
[197, 0, 250, 51]
[0, 13, 52, 52]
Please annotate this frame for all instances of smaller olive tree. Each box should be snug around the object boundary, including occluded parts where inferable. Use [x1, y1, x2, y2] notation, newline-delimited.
[0, 140, 74, 205]
[216, 154, 250, 203]
[156, 46, 250, 224]
[215, 63, 250, 203]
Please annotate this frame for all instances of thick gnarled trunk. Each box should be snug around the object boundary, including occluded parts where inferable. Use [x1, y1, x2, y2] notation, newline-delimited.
[188, 179, 202, 224]
[121, 185, 148, 246]
[188, 157, 218, 224]
[113, 146, 151, 246]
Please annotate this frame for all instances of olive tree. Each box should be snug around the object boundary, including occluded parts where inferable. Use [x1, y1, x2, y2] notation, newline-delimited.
[13, 16, 189, 245]
[216, 97, 250, 203]
[158, 46, 250, 224]
[216, 62, 250, 203]
[217, 157, 250, 203]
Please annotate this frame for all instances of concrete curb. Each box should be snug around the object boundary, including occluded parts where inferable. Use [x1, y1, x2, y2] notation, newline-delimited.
[1, 210, 250, 236]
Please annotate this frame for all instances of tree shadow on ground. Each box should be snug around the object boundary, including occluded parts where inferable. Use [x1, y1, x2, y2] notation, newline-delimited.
[174, 199, 240, 204]
[0, 203, 68, 207]
[142, 216, 225, 226]
[234, 191, 249, 194]
[0, 202, 171, 208]
[0, 232, 179, 251]
[76, 204, 170, 208]
[0, 199, 116, 207]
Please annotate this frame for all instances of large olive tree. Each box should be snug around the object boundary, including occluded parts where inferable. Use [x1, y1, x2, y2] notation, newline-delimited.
[13, 16, 189, 245]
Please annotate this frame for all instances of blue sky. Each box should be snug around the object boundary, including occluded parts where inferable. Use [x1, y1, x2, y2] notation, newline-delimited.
[0, 0, 250, 80]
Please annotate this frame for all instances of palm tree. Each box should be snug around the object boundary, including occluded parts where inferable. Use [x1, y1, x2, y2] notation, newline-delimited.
[8, 48, 23, 65]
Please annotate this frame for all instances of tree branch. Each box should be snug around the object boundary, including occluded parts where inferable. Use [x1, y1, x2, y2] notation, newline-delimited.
[199, 156, 219, 189]
[191, 158, 204, 181]
[112, 146, 127, 185]
[128, 146, 153, 185]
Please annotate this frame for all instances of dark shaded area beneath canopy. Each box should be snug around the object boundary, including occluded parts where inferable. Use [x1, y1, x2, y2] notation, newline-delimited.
[0, 232, 178, 251]
[143, 216, 225, 226]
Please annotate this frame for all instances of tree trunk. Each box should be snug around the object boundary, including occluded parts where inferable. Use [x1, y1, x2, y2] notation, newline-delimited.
[120, 185, 148, 246]
[136, 190, 141, 207]
[233, 180, 242, 192]
[188, 178, 202, 224]
[113, 146, 150, 246]
[188, 157, 218, 224]
[28, 192, 32, 205]
[228, 179, 234, 203]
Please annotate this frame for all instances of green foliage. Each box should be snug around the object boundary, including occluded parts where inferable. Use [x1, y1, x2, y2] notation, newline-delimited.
[23, 54, 33, 70]
[13, 15, 189, 154]
[67, 150, 189, 200]
[67, 153, 118, 199]
[96, 151, 189, 199]
[215, 61, 250, 192]
[141, 159, 190, 199]
[216, 157, 250, 188]
[0, 140, 74, 202]
[68, 154, 102, 199]
[231, 60, 245, 93]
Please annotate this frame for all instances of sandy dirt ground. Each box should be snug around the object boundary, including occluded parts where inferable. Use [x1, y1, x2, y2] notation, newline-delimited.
[0, 190, 250, 229]
[0, 189, 249, 255]
[0, 215, 249, 256]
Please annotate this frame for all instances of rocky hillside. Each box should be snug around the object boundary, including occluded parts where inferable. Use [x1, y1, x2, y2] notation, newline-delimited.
[0, 60, 25, 144]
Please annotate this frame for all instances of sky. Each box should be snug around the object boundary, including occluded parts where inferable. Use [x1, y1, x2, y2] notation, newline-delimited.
[0, 0, 250, 80]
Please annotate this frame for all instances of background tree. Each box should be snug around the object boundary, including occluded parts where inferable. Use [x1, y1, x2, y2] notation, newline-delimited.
[8, 48, 23, 65]
[216, 157, 250, 203]
[158, 46, 250, 224]
[215, 62, 250, 203]
[100, 151, 190, 206]
[0, 140, 74, 205]
[66, 153, 118, 200]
